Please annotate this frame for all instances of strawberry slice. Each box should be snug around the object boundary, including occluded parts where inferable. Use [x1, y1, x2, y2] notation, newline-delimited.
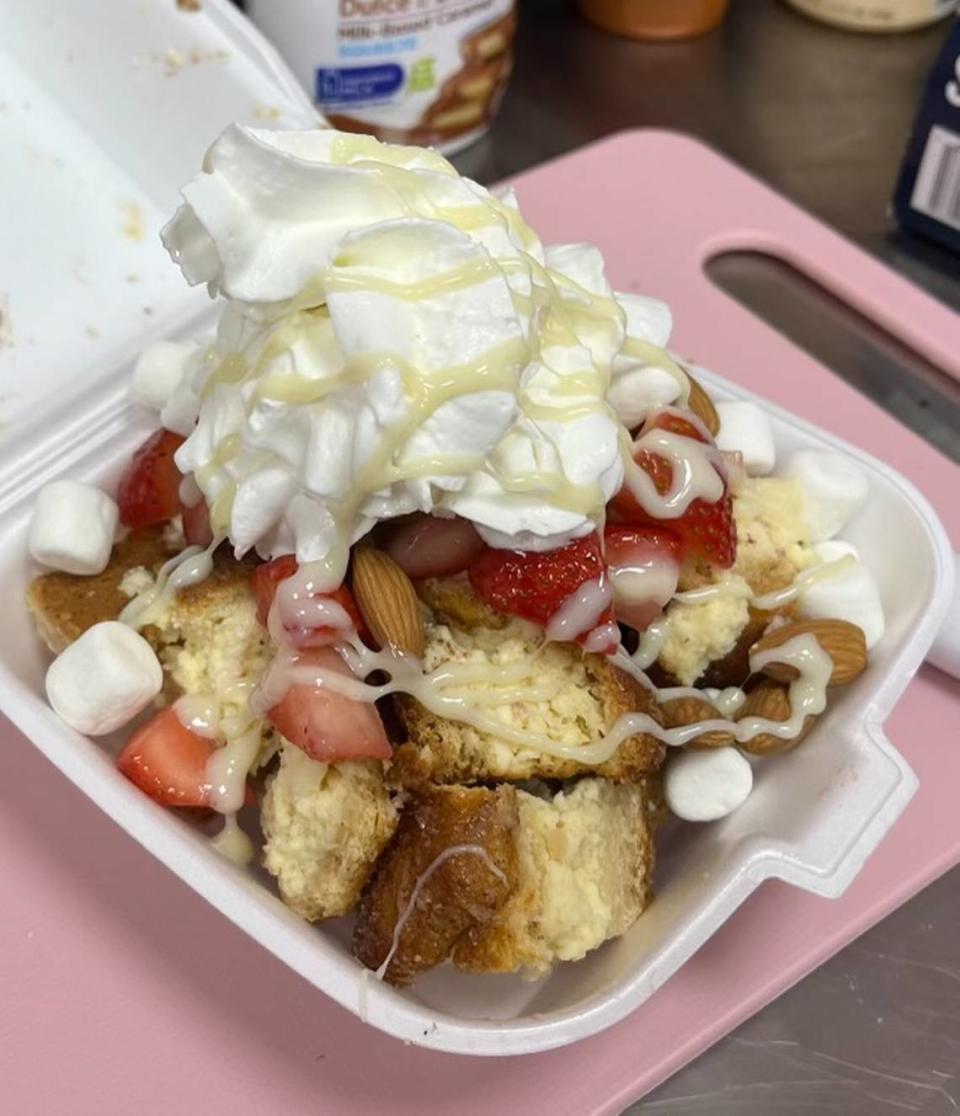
[117, 429, 185, 528]
[611, 409, 737, 569]
[267, 647, 391, 762]
[605, 525, 683, 631]
[251, 556, 364, 647]
[117, 708, 213, 808]
[468, 533, 615, 641]
[381, 514, 485, 580]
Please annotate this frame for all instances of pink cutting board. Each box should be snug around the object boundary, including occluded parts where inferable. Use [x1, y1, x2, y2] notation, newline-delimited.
[2, 131, 959, 1115]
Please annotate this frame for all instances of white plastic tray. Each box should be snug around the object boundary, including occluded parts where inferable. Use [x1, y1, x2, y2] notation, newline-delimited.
[0, 0, 953, 1057]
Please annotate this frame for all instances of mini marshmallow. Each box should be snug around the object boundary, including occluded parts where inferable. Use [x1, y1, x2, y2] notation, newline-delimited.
[926, 552, 960, 680]
[45, 622, 163, 736]
[29, 480, 118, 575]
[131, 340, 199, 412]
[607, 365, 682, 429]
[782, 450, 869, 542]
[715, 401, 776, 476]
[799, 540, 885, 650]
[665, 747, 753, 822]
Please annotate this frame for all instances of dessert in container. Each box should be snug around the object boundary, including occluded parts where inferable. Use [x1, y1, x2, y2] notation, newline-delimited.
[0, 0, 953, 1056]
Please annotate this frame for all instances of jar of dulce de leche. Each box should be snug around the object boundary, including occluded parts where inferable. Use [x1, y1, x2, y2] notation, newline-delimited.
[247, 0, 517, 155]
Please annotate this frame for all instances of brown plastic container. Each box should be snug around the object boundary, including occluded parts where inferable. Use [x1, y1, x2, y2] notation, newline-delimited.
[579, 0, 730, 39]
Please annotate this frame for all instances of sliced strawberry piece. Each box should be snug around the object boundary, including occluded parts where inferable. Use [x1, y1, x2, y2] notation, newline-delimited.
[605, 525, 683, 631]
[381, 514, 485, 580]
[251, 556, 364, 647]
[251, 555, 297, 626]
[610, 409, 737, 569]
[468, 533, 614, 637]
[181, 496, 213, 547]
[117, 708, 213, 808]
[267, 647, 391, 762]
[648, 409, 711, 443]
[117, 429, 185, 528]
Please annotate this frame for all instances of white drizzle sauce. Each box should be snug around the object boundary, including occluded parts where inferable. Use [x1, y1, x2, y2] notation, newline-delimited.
[619, 417, 725, 520]
[631, 556, 855, 674]
[672, 555, 856, 611]
[119, 535, 224, 629]
[633, 618, 670, 671]
[207, 724, 262, 813]
[251, 630, 833, 764]
[210, 813, 255, 866]
[374, 844, 508, 981]
[173, 693, 220, 738]
[545, 576, 612, 643]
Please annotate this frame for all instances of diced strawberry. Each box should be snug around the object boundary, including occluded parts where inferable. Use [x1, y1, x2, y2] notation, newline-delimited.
[605, 525, 683, 631]
[468, 533, 614, 636]
[647, 410, 710, 444]
[117, 708, 213, 808]
[267, 647, 391, 762]
[381, 514, 485, 580]
[251, 555, 298, 625]
[117, 429, 185, 528]
[610, 409, 737, 569]
[251, 556, 364, 646]
[181, 496, 213, 547]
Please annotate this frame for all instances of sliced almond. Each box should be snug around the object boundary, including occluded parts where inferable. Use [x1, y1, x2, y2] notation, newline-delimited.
[685, 371, 720, 437]
[737, 679, 815, 756]
[351, 547, 425, 658]
[660, 695, 734, 750]
[751, 618, 867, 687]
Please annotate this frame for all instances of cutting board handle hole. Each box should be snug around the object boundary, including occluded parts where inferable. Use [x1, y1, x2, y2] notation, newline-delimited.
[705, 250, 960, 463]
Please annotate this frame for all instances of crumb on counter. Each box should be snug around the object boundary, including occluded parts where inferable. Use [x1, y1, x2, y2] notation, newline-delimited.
[176, 0, 201, 10]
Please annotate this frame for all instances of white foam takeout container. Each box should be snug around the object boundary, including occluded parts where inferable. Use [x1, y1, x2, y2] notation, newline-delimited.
[0, 0, 953, 1058]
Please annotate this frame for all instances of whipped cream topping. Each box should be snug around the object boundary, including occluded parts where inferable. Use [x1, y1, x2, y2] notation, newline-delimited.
[161, 125, 678, 583]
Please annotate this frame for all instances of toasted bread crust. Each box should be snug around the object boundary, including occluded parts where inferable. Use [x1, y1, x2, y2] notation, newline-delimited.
[353, 784, 519, 987]
[454, 779, 655, 976]
[417, 573, 509, 630]
[26, 527, 176, 652]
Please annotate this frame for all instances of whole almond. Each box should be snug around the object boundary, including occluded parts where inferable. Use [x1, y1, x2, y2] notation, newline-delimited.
[351, 547, 425, 658]
[750, 618, 866, 687]
[737, 679, 815, 756]
[685, 372, 720, 437]
[660, 695, 734, 750]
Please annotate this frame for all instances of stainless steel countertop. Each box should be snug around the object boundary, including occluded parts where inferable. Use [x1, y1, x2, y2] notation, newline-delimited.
[451, 2, 960, 1111]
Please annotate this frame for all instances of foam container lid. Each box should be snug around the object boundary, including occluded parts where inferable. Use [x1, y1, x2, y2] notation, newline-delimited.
[0, 0, 954, 1057]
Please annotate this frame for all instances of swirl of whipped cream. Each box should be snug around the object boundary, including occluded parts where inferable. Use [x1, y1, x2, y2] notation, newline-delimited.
[161, 125, 679, 579]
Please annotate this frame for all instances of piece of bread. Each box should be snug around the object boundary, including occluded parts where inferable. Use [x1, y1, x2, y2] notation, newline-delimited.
[262, 743, 398, 922]
[353, 784, 519, 986]
[390, 581, 664, 788]
[151, 551, 270, 720]
[454, 778, 655, 978]
[353, 777, 655, 984]
[654, 476, 814, 686]
[26, 526, 178, 653]
[29, 528, 277, 761]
